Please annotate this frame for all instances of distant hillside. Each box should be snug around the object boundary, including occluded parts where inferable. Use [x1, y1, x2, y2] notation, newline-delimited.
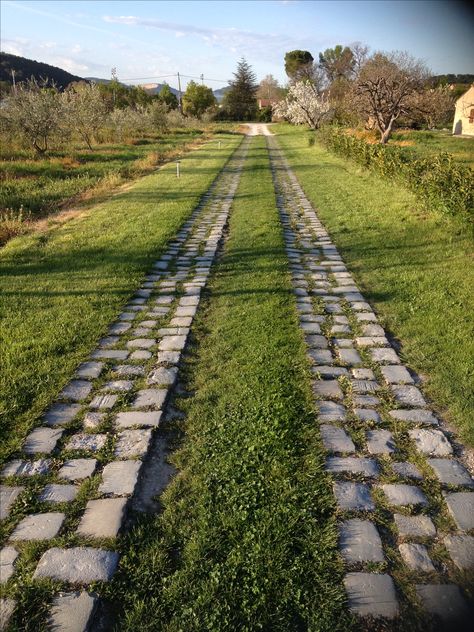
[0, 52, 84, 89]
[213, 86, 230, 103]
[138, 82, 180, 96]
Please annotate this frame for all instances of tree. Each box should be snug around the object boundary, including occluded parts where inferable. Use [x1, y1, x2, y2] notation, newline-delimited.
[284, 50, 314, 82]
[63, 81, 107, 149]
[408, 85, 455, 129]
[222, 58, 258, 121]
[351, 51, 429, 143]
[182, 81, 216, 118]
[158, 83, 178, 110]
[273, 81, 331, 129]
[256, 74, 284, 103]
[319, 45, 354, 83]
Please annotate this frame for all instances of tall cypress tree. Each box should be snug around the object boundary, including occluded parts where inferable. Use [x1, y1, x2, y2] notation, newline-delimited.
[223, 58, 258, 121]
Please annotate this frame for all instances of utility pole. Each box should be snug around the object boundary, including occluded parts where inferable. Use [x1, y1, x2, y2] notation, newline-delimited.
[11, 69, 16, 94]
[177, 72, 182, 113]
[200, 73, 204, 85]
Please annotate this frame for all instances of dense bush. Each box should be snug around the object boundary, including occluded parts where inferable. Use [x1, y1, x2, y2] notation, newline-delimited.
[320, 127, 473, 219]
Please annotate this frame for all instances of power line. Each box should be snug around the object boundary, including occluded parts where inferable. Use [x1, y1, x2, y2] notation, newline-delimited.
[121, 72, 228, 84]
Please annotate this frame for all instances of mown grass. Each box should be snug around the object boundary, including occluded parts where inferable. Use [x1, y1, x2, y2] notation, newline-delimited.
[389, 129, 474, 169]
[109, 136, 352, 631]
[0, 133, 242, 464]
[275, 123, 474, 446]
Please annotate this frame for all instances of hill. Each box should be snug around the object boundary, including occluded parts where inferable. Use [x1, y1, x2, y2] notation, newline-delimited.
[213, 86, 230, 103]
[0, 52, 84, 89]
[138, 82, 180, 96]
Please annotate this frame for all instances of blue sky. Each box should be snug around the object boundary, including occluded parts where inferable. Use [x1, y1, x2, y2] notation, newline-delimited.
[1, 0, 473, 90]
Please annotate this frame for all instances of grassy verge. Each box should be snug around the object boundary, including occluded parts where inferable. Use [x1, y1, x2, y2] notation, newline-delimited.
[389, 129, 474, 169]
[276, 123, 474, 445]
[0, 133, 242, 463]
[109, 136, 351, 631]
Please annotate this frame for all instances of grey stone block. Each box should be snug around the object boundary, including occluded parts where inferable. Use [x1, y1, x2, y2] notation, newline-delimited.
[127, 338, 156, 349]
[392, 385, 426, 408]
[147, 367, 178, 386]
[338, 349, 363, 365]
[354, 409, 380, 423]
[23, 427, 63, 454]
[39, 484, 78, 504]
[366, 429, 396, 454]
[305, 334, 328, 349]
[33, 547, 119, 583]
[91, 349, 129, 360]
[0, 546, 18, 584]
[352, 368, 375, 380]
[399, 543, 435, 572]
[444, 534, 474, 570]
[312, 380, 343, 400]
[427, 459, 473, 487]
[114, 365, 145, 377]
[409, 429, 452, 456]
[0, 599, 15, 630]
[394, 513, 436, 537]
[115, 411, 162, 430]
[380, 484, 428, 507]
[301, 322, 321, 334]
[334, 481, 375, 511]
[316, 401, 346, 421]
[76, 362, 104, 379]
[2, 460, 50, 477]
[326, 457, 380, 478]
[320, 425, 355, 453]
[10, 512, 64, 541]
[132, 389, 168, 410]
[389, 409, 438, 425]
[59, 380, 92, 402]
[48, 591, 97, 632]
[158, 335, 187, 351]
[392, 461, 423, 480]
[114, 429, 152, 458]
[89, 394, 118, 410]
[344, 572, 398, 618]
[99, 335, 119, 348]
[77, 498, 127, 538]
[66, 434, 107, 453]
[58, 459, 97, 481]
[416, 584, 470, 622]
[44, 403, 81, 427]
[99, 461, 141, 496]
[362, 324, 385, 337]
[352, 395, 381, 407]
[83, 412, 105, 430]
[380, 365, 414, 384]
[339, 519, 384, 563]
[179, 296, 199, 306]
[355, 336, 389, 347]
[130, 350, 152, 360]
[312, 366, 349, 378]
[156, 351, 181, 364]
[308, 349, 333, 365]
[108, 322, 131, 334]
[351, 380, 380, 394]
[369, 348, 401, 364]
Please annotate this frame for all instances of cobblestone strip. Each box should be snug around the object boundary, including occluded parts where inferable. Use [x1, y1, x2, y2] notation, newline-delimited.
[0, 136, 250, 631]
[267, 135, 473, 628]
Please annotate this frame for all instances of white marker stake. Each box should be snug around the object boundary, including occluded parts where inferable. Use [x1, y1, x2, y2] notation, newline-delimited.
[176, 161, 180, 178]
[218, 141, 221, 149]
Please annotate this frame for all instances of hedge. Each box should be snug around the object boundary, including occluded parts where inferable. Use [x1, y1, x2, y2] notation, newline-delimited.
[319, 127, 473, 220]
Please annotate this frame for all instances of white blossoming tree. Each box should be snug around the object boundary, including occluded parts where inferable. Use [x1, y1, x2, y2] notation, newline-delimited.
[273, 81, 331, 129]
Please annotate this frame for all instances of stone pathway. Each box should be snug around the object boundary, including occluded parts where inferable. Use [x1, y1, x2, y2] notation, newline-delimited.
[0, 136, 249, 630]
[267, 134, 473, 628]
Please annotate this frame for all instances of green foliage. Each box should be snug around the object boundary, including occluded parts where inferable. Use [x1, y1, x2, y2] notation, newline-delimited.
[284, 50, 314, 80]
[257, 105, 273, 122]
[319, 45, 354, 82]
[223, 58, 258, 121]
[157, 83, 178, 110]
[182, 80, 216, 118]
[320, 127, 473, 219]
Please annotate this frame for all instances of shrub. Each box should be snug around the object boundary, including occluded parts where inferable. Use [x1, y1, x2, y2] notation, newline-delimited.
[319, 127, 473, 219]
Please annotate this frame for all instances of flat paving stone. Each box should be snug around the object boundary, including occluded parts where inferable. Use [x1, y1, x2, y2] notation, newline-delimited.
[132, 390, 168, 410]
[392, 461, 423, 480]
[158, 335, 187, 351]
[409, 429, 452, 456]
[355, 336, 389, 347]
[114, 365, 145, 377]
[91, 349, 129, 360]
[130, 350, 152, 360]
[352, 395, 381, 407]
[394, 513, 436, 537]
[427, 459, 473, 487]
[312, 366, 349, 378]
[33, 547, 119, 583]
[362, 324, 385, 337]
[48, 591, 97, 632]
[338, 348, 363, 365]
[380, 484, 428, 507]
[39, 484, 78, 504]
[127, 338, 156, 349]
[66, 434, 107, 453]
[174, 305, 197, 317]
[76, 361, 104, 379]
[2, 460, 50, 477]
[320, 425, 355, 453]
[23, 427, 63, 454]
[114, 429, 152, 458]
[444, 534, 474, 570]
[326, 457, 380, 478]
[83, 412, 105, 430]
[44, 403, 81, 427]
[344, 572, 399, 618]
[59, 380, 92, 402]
[147, 367, 178, 386]
[179, 296, 199, 306]
[10, 512, 64, 541]
[334, 481, 375, 511]
[305, 334, 328, 349]
[312, 380, 343, 400]
[366, 429, 396, 454]
[369, 348, 401, 364]
[392, 385, 427, 408]
[102, 380, 134, 392]
[351, 380, 380, 394]
[301, 322, 321, 334]
[308, 349, 333, 364]
[389, 409, 438, 425]
[89, 394, 118, 410]
[108, 322, 131, 334]
[0, 546, 18, 584]
[399, 543, 435, 572]
[317, 401, 346, 421]
[115, 411, 162, 429]
[380, 365, 414, 384]
[0, 599, 15, 630]
[354, 409, 381, 423]
[352, 368, 375, 380]
[415, 584, 470, 623]
[339, 519, 384, 563]
[58, 459, 97, 481]
[99, 460, 141, 496]
[77, 498, 127, 538]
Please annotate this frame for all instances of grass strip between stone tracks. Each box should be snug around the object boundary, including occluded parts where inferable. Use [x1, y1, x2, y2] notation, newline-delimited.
[109, 135, 352, 631]
[0, 133, 241, 463]
[275, 124, 474, 447]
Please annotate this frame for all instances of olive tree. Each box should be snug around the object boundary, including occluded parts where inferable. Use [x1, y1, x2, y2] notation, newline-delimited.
[62, 81, 107, 149]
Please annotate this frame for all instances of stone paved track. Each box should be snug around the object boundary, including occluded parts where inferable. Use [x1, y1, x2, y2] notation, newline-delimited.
[267, 132, 473, 629]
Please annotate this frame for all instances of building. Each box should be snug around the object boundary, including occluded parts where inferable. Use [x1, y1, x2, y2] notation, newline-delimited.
[452, 85, 474, 136]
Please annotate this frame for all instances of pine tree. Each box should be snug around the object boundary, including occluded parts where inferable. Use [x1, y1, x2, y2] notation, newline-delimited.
[223, 58, 258, 121]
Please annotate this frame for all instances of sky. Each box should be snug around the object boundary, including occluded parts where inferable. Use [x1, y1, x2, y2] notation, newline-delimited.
[1, 0, 473, 90]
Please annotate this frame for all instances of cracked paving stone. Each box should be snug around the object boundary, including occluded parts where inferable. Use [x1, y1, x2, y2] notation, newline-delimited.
[312, 380, 343, 400]
[0, 546, 18, 584]
[131, 390, 168, 410]
[399, 543, 435, 572]
[0, 487, 23, 520]
[23, 428, 63, 454]
[44, 403, 81, 427]
[380, 484, 428, 507]
[415, 584, 470, 623]
[89, 394, 118, 411]
[48, 591, 97, 632]
[10, 512, 64, 541]
[147, 367, 179, 386]
[58, 459, 97, 481]
[66, 434, 107, 453]
[326, 457, 380, 477]
[334, 481, 375, 511]
[394, 513, 436, 537]
[444, 534, 474, 570]
[33, 547, 119, 583]
[409, 429, 452, 456]
[2, 460, 50, 477]
[427, 459, 473, 487]
[59, 380, 92, 402]
[114, 429, 152, 458]
[320, 425, 355, 453]
[389, 409, 438, 425]
[39, 484, 78, 504]
[392, 385, 427, 408]
[317, 401, 346, 421]
[76, 361, 104, 379]
[77, 498, 127, 538]
[339, 519, 384, 563]
[392, 461, 423, 480]
[99, 460, 141, 496]
[380, 365, 414, 384]
[344, 572, 399, 618]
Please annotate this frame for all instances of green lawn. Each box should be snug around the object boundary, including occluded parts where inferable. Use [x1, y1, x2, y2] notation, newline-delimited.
[0, 133, 241, 464]
[389, 129, 474, 169]
[109, 135, 352, 631]
[276, 123, 474, 446]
